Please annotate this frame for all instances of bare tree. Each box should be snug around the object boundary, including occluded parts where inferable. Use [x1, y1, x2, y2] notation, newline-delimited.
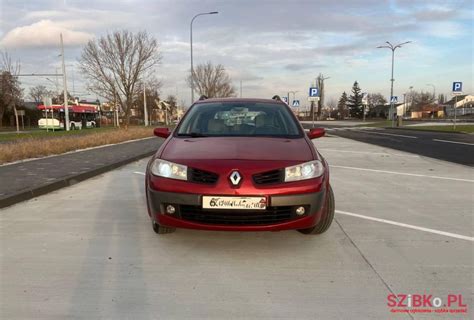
[367, 93, 387, 109]
[79, 30, 161, 125]
[29, 85, 53, 104]
[187, 62, 235, 98]
[0, 52, 22, 130]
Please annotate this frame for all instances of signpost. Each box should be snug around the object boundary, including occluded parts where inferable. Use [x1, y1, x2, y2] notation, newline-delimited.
[282, 96, 288, 104]
[452, 82, 463, 130]
[292, 100, 300, 107]
[308, 87, 320, 127]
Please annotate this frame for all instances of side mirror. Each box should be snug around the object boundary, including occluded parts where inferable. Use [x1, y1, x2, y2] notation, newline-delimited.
[154, 127, 171, 139]
[307, 128, 325, 139]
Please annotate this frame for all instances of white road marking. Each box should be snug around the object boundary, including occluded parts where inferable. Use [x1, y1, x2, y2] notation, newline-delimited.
[358, 130, 418, 139]
[330, 165, 474, 183]
[433, 139, 474, 146]
[336, 210, 474, 242]
[318, 148, 419, 158]
[134, 171, 146, 175]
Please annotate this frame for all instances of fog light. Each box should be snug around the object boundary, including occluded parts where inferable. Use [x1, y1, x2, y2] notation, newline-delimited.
[166, 205, 176, 215]
[295, 206, 306, 216]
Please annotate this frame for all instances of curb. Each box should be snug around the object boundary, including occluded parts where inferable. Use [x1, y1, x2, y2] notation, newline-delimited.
[0, 150, 155, 209]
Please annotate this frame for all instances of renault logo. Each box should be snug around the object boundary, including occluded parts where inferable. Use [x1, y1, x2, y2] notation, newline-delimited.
[229, 171, 242, 186]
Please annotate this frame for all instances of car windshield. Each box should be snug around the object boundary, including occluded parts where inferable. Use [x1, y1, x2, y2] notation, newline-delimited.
[176, 102, 302, 138]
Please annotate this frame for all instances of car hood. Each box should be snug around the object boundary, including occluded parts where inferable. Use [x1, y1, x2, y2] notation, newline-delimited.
[161, 137, 314, 161]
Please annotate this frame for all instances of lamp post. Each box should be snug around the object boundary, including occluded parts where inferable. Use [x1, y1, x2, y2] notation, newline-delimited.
[60, 33, 70, 131]
[190, 11, 218, 103]
[377, 41, 411, 127]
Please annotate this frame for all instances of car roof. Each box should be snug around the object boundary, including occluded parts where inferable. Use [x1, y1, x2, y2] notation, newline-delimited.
[193, 97, 287, 105]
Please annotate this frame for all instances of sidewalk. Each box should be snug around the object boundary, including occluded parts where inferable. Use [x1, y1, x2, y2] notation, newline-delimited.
[0, 137, 163, 208]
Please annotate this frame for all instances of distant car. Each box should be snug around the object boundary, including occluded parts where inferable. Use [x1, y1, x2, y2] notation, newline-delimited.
[145, 97, 334, 234]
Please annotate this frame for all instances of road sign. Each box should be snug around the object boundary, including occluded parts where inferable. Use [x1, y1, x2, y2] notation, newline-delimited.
[362, 92, 368, 105]
[452, 82, 463, 94]
[292, 100, 300, 107]
[282, 96, 288, 103]
[309, 87, 319, 97]
[390, 96, 398, 103]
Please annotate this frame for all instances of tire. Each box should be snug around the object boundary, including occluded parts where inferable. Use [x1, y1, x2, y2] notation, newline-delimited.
[152, 221, 176, 234]
[298, 185, 335, 235]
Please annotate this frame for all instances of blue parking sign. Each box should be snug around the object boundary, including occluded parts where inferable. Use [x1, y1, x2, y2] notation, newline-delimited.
[309, 87, 319, 97]
[452, 82, 462, 93]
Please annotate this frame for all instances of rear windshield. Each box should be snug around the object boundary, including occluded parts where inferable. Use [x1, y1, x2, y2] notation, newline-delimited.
[176, 102, 302, 138]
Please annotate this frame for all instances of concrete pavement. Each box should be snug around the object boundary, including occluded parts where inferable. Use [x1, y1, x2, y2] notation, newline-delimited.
[0, 135, 472, 319]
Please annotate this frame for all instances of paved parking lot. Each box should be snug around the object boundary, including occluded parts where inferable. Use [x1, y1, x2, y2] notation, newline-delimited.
[1, 135, 472, 319]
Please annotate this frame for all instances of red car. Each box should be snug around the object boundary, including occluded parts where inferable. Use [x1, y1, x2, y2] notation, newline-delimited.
[146, 97, 334, 234]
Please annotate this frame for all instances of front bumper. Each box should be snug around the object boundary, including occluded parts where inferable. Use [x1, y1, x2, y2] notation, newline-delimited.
[146, 189, 326, 231]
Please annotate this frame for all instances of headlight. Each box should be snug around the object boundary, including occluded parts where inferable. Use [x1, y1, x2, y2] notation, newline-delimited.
[284, 160, 324, 182]
[150, 159, 187, 181]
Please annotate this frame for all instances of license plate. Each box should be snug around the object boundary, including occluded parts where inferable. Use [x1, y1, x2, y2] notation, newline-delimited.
[202, 196, 267, 210]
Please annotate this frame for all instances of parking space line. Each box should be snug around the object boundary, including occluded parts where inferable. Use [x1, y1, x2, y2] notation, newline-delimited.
[134, 171, 145, 175]
[318, 148, 420, 158]
[330, 165, 474, 182]
[336, 210, 474, 242]
[358, 131, 418, 139]
[433, 139, 474, 146]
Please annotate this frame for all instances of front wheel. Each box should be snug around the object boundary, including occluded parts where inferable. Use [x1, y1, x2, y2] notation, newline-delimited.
[152, 221, 176, 234]
[298, 185, 335, 235]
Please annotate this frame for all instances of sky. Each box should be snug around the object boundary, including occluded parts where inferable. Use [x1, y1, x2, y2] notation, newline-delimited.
[0, 0, 472, 107]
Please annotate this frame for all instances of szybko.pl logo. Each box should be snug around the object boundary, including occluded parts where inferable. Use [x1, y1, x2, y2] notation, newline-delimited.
[387, 294, 468, 315]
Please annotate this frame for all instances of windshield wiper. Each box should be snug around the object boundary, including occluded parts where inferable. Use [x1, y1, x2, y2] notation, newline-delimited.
[177, 132, 209, 137]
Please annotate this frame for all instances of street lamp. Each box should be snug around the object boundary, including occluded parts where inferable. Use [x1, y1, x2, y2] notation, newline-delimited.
[190, 11, 219, 103]
[377, 41, 411, 127]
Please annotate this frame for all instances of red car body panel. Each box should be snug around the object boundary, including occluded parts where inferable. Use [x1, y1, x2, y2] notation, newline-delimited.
[145, 98, 331, 232]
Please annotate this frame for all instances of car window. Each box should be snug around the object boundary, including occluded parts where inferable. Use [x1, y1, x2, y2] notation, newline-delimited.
[177, 102, 302, 137]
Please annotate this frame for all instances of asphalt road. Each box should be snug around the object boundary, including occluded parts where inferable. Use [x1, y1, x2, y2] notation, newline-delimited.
[1, 135, 472, 319]
[301, 123, 474, 166]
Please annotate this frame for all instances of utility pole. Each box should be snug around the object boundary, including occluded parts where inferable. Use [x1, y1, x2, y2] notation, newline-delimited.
[60, 33, 70, 131]
[143, 83, 148, 126]
[426, 83, 436, 118]
[316, 74, 330, 120]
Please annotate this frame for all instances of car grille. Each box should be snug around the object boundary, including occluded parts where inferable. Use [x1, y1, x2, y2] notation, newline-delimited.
[253, 169, 284, 185]
[179, 205, 295, 225]
[188, 168, 219, 184]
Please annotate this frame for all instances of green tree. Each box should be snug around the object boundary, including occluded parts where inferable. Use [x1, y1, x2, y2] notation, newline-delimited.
[337, 91, 348, 119]
[347, 81, 363, 118]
